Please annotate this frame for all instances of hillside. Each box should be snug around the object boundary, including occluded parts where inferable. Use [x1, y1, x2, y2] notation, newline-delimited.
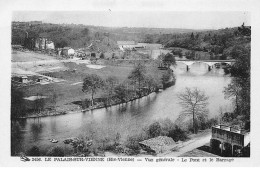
[11, 22, 206, 50]
[12, 22, 250, 60]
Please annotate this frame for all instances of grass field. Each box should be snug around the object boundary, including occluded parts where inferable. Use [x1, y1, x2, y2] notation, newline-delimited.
[11, 49, 166, 116]
[12, 50, 56, 62]
[16, 60, 162, 114]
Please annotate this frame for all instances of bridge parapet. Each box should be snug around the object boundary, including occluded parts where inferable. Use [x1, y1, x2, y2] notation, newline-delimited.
[176, 60, 235, 67]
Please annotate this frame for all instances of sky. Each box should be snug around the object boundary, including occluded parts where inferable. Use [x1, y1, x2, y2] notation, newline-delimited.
[12, 11, 250, 30]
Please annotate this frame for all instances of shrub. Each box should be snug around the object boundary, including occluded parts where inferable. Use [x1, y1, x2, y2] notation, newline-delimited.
[147, 121, 162, 138]
[47, 146, 65, 157]
[26, 146, 41, 156]
[168, 126, 188, 142]
[125, 134, 147, 155]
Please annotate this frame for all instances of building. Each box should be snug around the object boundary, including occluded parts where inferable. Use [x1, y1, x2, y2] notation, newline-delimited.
[117, 41, 139, 51]
[29, 21, 42, 26]
[61, 47, 75, 57]
[210, 124, 250, 156]
[139, 136, 176, 154]
[35, 35, 55, 50]
[20, 76, 28, 83]
[46, 40, 55, 50]
[12, 21, 29, 29]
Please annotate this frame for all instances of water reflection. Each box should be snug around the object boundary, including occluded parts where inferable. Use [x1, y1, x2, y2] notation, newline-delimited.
[11, 62, 232, 154]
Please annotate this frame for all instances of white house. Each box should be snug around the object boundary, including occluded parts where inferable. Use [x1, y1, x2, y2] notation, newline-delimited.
[61, 47, 75, 57]
[46, 40, 55, 50]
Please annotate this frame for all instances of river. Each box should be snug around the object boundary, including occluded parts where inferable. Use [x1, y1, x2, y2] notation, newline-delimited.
[11, 62, 233, 155]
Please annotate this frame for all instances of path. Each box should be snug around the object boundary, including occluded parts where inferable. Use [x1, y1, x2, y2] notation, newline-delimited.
[158, 130, 211, 157]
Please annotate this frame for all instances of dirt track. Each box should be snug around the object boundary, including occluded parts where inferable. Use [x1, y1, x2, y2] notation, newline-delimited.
[158, 130, 211, 157]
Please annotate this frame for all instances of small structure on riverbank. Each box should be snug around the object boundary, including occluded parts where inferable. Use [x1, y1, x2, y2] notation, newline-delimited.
[210, 124, 250, 157]
[139, 136, 176, 154]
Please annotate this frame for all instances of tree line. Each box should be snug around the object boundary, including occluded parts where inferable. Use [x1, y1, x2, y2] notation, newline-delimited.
[82, 59, 176, 108]
[223, 45, 250, 130]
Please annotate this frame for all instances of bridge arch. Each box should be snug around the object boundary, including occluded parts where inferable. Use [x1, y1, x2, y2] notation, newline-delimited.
[176, 60, 235, 71]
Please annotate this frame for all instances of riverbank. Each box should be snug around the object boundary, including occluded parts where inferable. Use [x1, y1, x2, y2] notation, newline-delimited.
[12, 82, 175, 119]
[12, 55, 176, 119]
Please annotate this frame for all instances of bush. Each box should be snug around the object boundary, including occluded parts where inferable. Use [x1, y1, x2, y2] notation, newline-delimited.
[147, 121, 162, 138]
[47, 146, 65, 156]
[125, 133, 148, 155]
[26, 146, 41, 156]
[168, 126, 188, 142]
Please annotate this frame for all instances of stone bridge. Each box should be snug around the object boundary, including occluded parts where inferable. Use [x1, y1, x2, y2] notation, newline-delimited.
[176, 59, 235, 71]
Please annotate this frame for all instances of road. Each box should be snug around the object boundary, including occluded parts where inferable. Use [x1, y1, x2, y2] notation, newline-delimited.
[158, 130, 211, 157]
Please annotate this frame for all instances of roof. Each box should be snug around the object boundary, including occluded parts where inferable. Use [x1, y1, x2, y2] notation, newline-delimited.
[212, 124, 249, 135]
[179, 149, 218, 157]
[139, 136, 176, 153]
[63, 47, 74, 50]
[117, 41, 136, 45]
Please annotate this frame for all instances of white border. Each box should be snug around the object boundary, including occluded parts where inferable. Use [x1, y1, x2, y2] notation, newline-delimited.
[1, 0, 260, 167]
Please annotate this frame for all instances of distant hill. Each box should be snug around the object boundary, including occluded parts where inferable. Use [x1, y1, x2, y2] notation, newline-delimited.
[11, 21, 211, 51]
[11, 21, 250, 59]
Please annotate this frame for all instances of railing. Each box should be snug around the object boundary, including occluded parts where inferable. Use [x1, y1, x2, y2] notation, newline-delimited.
[212, 126, 245, 146]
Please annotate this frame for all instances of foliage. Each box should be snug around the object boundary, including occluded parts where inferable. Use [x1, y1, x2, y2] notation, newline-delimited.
[172, 49, 183, 58]
[162, 53, 176, 67]
[26, 146, 41, 156]
[167, 126, 188, 142]
[33, 93, 46, 113]
[224, 45, 250, 127]
[81, 98, 91, 109]
[224, 80, 241, 113]
[147, 122, 163, 138]
[125, 134, 147, 155]
[114, 83, 128, 103]
[185, 50, 196, 60]
[128, 63, 146, 97]
[11, 86, 26, 118]
[82, 74, 104, 106]
[161, 69, 175, 89]
[177, 87, 209, 133]
[144, 75, 159, 93]
[47, 146, 65, 157]
[103, 76, 119, 106]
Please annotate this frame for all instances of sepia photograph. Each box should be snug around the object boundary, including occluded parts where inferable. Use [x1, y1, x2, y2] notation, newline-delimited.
[1, 0, 260, 167]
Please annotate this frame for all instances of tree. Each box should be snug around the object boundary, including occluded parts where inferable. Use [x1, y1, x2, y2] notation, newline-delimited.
[27, 146, 40, 156]
[103, 76, 119, 106]
[128, 63, 146, 97]
[114, 84, 128, 103]
[224, 45, 250, 123]
[177, 88, 209, 134]
[190, 32, 195, 40]
[47, 146, 65, 156]
[34, 93, 45, 114]
[224, 80, 241, 113]
[163, 53, 176, 68]
[51, 90, 58, 112]
[144, 34, 154, 43]
[81, 28, 89, 36]
[144, 75, 159, 93]
[147, 121, 162, 138]
[82, 74, 104, 106]
[11, 86, 26, 118]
